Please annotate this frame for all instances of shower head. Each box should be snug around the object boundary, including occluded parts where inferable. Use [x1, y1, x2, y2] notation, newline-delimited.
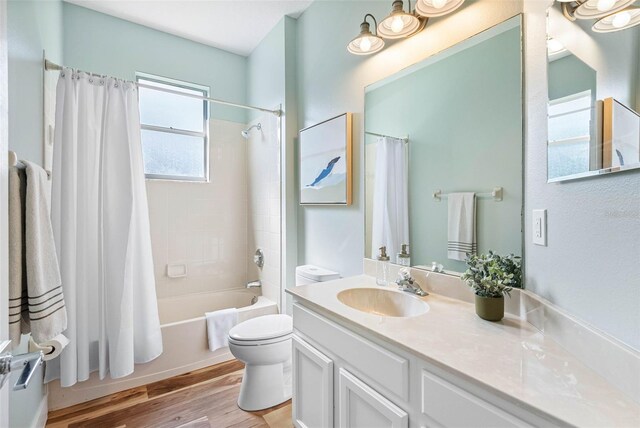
[241, 123, 262, 139]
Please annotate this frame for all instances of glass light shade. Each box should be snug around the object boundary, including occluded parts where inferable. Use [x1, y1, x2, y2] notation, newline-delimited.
[573, 0, 635, 19]
[547, 38, 566, 55]
[348, 22, 385, 55]
[415, 0, 465, 17]
[378, 1, 423, 39]
[592, 7, 640, 32]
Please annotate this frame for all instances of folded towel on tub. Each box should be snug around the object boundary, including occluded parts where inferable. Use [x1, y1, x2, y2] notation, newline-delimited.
[206, 308, 238, 352]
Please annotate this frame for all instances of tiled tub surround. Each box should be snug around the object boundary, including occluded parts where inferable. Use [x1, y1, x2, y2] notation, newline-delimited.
[48, 289, 278, 411]
[289, 267, 640, 427]
[146, 119, 249, 299]
[246, 114, 282, 308]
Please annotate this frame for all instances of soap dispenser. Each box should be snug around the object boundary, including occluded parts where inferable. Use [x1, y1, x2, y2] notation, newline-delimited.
[397, 244, 411, 267]
[376, 246, 391, 286]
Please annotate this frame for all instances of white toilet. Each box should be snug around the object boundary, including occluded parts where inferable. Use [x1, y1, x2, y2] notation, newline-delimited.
[228, 264, 340, 411]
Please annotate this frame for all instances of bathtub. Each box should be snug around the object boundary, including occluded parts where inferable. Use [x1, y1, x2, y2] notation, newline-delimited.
[47, 289, 278, 411]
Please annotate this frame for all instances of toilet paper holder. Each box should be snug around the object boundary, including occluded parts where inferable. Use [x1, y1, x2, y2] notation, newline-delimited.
[0, 340, 44, 391]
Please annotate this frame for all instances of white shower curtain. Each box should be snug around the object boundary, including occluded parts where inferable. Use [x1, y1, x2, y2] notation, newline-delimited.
[50, 69, 162, 387]
[371, 137, 409, 262]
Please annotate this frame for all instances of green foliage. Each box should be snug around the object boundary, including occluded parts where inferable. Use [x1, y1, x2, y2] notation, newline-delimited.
[461, 251, 522, 298]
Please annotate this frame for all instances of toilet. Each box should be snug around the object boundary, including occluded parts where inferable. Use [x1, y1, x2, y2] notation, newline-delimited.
[228, 264, 340, 411]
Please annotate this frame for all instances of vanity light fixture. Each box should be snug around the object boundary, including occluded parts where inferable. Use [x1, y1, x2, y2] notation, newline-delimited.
[415, 0, 465, 18]
[377, 0, 427, 39]
[348, 0, 465, 55]
[560, 0, 639, 32]
[547, 37, 567, 55]
[347, 14, 385, 55]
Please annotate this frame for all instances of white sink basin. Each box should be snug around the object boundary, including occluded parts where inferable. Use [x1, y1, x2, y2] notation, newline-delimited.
[337, 288, 429, 317]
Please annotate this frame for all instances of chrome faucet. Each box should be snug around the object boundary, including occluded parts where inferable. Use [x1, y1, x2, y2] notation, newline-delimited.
[395, 268, 428, 296]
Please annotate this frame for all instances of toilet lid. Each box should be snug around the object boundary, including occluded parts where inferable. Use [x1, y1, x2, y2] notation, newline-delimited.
[229, 314, 293, 341]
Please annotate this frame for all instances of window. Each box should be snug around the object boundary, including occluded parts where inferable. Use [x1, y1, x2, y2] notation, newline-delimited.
[548, 90, 593, 180]
[136, 73, 209, 181]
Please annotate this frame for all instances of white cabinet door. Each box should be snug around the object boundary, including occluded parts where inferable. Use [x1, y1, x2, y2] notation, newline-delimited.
[293, 335, 334, 428]
[338, 368, 408, 428]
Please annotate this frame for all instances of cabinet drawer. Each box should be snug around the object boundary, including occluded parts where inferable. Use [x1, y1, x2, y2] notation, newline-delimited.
[421, 370, 528, 428]
[293, 303, 409, 401]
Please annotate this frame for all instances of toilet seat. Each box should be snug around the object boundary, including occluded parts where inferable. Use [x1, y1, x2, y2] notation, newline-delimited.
[228, 314, 292, 346]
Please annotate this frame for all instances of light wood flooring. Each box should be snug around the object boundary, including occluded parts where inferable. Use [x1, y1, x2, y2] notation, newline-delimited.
[46, 359, 292, 428]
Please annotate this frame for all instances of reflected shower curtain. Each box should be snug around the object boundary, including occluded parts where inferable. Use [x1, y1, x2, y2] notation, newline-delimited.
[371, 137, 409, 262]
[51, 69, 162, 387]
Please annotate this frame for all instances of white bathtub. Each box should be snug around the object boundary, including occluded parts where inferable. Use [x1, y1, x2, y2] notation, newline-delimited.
[48, 289, 278, 411]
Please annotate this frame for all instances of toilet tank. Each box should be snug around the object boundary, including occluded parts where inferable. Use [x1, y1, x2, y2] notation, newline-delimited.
[295, 265, 340, 286]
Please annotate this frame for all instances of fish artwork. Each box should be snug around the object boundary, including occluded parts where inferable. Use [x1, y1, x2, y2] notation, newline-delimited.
[307, 156, 341, 187]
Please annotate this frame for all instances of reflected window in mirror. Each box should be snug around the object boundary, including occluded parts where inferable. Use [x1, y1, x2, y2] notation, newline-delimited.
[547, 3, 640, 182]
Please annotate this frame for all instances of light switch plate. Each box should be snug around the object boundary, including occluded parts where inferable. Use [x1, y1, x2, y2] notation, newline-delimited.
[533, 209, 547, 246]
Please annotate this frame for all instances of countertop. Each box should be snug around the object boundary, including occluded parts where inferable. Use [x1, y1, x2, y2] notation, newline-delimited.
[287, 275, 640, 427]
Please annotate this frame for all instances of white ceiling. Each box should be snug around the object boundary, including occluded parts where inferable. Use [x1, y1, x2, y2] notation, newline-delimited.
[64, 0, 313, 56]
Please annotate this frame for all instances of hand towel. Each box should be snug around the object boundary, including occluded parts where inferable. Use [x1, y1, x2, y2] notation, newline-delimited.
[447, 192, 477, 261]
[8, 164, 27, 347]
[206, 308, 238, 352]
[23, 160, 67, 343]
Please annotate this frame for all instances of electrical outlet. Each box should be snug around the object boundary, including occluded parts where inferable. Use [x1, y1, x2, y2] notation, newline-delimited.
[533, 209, 547, 246]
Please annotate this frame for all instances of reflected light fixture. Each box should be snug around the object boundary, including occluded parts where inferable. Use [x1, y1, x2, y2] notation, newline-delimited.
[378, 0, 426, 39]
[560, 0, 639, 32]
[592, 6, 640, 32]
[547, 37, 567, 55]
[415, 0, 465, 18]
[347, 14, 385, 55]
[562, 0, 635, 20]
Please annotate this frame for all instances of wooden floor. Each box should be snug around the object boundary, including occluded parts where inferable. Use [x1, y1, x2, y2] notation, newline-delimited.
[46, 360, 292, 428]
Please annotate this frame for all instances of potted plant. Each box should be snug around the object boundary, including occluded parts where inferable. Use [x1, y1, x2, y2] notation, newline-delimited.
[461, 251, 522, 321]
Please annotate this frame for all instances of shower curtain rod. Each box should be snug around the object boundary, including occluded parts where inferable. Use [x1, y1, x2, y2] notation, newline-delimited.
[44, 59, 282, 117]
[365, 131, 409, 143]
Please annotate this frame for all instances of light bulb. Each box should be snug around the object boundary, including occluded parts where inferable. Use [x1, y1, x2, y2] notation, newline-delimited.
[431, 0, 447, 9]
[391, 16, 405, 33]
[612, 11, 631, 27]
[596, 0, 616, 12]
[360, 37, 372, 52]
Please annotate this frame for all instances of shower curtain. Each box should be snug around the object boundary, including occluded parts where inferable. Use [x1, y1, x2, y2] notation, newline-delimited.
[371, 136, 409, 262]
[50, 69, 162, 387]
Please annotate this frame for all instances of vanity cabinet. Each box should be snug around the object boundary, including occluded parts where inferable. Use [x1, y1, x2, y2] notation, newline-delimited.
[292, 302, 554, 428]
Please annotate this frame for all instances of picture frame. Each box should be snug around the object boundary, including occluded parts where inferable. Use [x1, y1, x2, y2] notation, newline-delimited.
[299, 113, 353, 205]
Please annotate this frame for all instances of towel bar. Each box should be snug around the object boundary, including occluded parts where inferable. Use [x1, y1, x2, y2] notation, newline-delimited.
[433, 187, 503, 202]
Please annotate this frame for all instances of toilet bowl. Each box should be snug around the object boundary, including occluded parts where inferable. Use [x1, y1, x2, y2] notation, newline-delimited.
[230, 265, 339, 411]
[228, 314, 293, 411]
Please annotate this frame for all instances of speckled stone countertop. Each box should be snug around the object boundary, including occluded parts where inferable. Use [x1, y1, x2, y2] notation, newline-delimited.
[287, 275, 640, 427]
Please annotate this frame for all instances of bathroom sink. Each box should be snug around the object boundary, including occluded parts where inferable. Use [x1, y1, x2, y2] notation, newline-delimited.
[337, 288, 429, 317]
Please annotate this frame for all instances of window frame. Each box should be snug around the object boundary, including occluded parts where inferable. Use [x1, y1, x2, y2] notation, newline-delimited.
[136, 72, 210, 182]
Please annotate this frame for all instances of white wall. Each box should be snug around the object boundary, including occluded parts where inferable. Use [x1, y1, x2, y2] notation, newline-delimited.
[523, 0, 640, 350]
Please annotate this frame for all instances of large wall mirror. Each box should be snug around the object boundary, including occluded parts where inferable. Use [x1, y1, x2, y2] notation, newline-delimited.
[547, 3, 640, 182]
[364, 16, 523, 275]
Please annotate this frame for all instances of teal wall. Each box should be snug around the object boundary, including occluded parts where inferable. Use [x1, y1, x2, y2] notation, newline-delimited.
[8, 0, 64, 165]
[365, 27, 522, 272]
[62, 2, 247, 123]
[548, 54, 596, 101]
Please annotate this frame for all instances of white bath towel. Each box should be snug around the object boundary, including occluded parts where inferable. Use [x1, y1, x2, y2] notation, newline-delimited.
[447, 192, 477, 261]
[206, 308, 238, 352]
[8, 164, 27, 347]
[23, 160, 67, 343]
